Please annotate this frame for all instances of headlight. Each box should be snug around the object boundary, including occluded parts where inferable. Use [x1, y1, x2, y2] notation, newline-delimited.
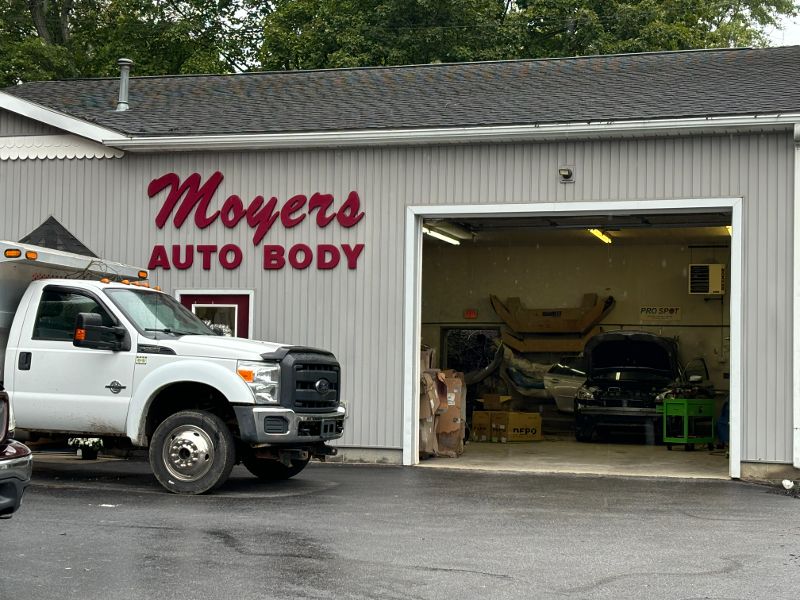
[576, 387, 595, 401]
[237, 361, 280, 404]
[655, 390, 675, 403]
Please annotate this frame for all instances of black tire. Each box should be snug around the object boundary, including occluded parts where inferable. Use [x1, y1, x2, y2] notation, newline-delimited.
[149, 410, 235, 494]
[243, 453, 310, 481]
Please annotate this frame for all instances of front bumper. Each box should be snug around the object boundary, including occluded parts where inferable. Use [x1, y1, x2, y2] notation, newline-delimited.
[576, 406, 660, 418]
[234, 405, 346, 445]
[0, 441, 33, 518]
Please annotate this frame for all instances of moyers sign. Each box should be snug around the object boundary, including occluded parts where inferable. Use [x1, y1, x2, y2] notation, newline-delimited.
[146, 171, 366, 271]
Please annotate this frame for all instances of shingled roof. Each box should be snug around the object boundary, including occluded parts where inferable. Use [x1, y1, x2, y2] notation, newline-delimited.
[2, 46, 799, 138]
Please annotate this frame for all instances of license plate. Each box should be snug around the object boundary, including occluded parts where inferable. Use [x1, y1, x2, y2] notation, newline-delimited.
[320, 419, 338, 439]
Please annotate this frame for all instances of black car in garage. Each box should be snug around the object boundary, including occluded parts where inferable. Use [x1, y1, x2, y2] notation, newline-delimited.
[0, 389, 32, 518]
[574, 331, 711, 442]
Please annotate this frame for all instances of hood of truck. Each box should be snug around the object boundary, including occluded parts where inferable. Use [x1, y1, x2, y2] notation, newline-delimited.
[157, 335, 292, 360]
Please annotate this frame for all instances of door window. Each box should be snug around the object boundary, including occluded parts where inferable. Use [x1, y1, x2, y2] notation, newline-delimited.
[177, 293, 251, 338]
[32, 289, 114, 341]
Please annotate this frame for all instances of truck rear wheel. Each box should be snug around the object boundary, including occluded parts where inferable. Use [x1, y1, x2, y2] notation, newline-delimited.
[242, 453, 310, 481]
[149, 410, 235, 494]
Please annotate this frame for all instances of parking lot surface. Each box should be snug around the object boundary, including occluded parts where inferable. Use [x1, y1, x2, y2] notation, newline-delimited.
[2, 453, 798, 600]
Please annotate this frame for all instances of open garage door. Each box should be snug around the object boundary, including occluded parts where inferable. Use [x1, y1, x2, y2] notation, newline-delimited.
[404, 200, 742, 479]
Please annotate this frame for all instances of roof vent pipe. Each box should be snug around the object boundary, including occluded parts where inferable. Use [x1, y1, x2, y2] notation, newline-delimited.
[116, 58, 133, 112]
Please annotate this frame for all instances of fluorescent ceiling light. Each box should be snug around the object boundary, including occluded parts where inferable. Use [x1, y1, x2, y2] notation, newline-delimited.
[423, 226, 460, 245]
[587, 228, 612, 244]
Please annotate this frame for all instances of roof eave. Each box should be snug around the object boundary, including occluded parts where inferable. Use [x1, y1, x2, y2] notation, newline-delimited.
[0, 91, 129, 144]
[105, 114, 800, 152]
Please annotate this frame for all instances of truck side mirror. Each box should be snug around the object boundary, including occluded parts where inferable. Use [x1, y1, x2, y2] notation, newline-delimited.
[73, 313, 130, 352]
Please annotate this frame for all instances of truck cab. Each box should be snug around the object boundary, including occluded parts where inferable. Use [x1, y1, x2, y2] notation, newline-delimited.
[1, 241, 345, 494]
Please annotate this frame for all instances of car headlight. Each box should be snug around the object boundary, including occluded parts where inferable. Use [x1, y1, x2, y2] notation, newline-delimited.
[237, 361, 281, 404]
[655, 390, 675, 403]
[576, 387, 595, 401]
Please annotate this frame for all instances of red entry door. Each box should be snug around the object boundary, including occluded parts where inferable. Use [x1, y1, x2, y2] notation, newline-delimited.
[179, 293, 251, 338]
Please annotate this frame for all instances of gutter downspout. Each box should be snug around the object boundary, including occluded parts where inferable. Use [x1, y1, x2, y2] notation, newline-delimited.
[794, 123, 800, 469]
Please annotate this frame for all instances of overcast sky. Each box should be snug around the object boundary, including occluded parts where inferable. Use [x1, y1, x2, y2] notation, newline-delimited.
[769, 15, 800, 45]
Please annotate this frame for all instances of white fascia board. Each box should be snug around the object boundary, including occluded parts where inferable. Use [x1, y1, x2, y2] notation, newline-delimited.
[794, 124, 800, 469]
[0, 92, 128, 144]
[107, 113, 800, 152]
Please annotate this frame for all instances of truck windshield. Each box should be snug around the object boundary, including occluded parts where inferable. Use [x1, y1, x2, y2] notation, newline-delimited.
[105, 289, 213, 338]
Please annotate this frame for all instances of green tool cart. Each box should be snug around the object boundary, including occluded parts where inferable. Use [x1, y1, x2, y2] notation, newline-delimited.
[662, 397, 716, 451]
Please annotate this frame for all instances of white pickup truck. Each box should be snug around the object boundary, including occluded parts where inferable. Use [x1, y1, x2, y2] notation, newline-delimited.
[0, 241, 345, 494]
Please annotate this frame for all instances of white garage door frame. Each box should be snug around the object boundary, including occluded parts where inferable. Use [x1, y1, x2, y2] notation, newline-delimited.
[402, 198, 744, 478]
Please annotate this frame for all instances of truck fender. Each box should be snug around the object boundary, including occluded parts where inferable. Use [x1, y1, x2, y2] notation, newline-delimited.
[126, 360, 253, 446]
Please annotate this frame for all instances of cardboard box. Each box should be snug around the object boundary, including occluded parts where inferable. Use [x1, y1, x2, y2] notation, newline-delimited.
[435, 411, 464, 457]
[420, 345, 435, 372]
[419, 416, 438, 458]
[489, 411, 507, 443]
[419, 372, 439, 419]
[491, 412, 542, 442]
[481, 394, 512, 411]
[436, 404, 461, 434]
[508, 412, 542, 442]
[423, 369, 449, 414]
[438, 370, 465, 411]
[471, 411, 491, 442]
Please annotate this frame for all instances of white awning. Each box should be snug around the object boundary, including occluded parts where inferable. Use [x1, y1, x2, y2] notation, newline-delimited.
[0, 134, 124, 160]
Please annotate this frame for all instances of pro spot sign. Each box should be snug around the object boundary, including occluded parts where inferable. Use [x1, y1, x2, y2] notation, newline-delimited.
[639, 306, 682, 323]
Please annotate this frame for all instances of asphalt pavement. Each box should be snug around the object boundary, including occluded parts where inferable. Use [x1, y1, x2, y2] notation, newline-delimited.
[1, 453, 798, 600]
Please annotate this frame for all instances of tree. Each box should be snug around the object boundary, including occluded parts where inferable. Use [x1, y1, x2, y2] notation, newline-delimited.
[260, 0, 799, 70]
[261, 0, 520, 69]
[1, 0, 797, 87]
[0, 0, 270, 87]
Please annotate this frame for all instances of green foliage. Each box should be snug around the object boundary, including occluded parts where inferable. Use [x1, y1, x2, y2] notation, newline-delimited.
[261, 0, 799, 69]
[0, 0, 269, 86]
[0, 0, 797, 86]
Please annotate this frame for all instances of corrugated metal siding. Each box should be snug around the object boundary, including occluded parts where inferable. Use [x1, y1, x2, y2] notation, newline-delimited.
[0, 109, 62, 136]
[0, 132, 793, 461]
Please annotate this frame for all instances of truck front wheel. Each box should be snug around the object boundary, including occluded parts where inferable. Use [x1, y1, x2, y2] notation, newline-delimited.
[242, 453, 310, 481]
[149, 410, 235, 494]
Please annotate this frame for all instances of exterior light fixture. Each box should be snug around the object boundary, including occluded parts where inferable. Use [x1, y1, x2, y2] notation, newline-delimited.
[587, 228, 612, 244]
[558, 166, 575, 183]
[423, 226, 461, 246]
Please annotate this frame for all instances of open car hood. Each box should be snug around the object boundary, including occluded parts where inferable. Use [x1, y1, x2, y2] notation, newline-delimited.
[584, 331, 679, 379]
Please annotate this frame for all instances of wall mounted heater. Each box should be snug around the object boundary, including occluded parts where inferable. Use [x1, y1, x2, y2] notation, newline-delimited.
[688, 264, 726, 295]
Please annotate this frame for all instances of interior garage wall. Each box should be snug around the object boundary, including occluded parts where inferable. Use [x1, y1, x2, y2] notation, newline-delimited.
[0, 109, 62, 136]
[0, 131, 792, 463]
[421, 241, 731, 389]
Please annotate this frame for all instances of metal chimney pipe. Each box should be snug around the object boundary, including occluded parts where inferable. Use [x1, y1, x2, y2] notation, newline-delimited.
[116, 58, 134, 112]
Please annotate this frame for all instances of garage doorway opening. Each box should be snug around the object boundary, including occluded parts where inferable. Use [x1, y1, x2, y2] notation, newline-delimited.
[404, 200, 742, 479]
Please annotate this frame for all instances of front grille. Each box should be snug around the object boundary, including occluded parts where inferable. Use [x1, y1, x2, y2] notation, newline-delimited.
[600, 387, 657, 404]
[280, 351, 341, 413]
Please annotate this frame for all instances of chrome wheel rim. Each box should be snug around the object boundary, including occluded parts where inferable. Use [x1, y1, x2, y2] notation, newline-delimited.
[162, 425, 215, 482]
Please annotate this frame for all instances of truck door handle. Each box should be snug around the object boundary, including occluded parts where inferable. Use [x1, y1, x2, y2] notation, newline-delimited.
[18, 352, 32, 371]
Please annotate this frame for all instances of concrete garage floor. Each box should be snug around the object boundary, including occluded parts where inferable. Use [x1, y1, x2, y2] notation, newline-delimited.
[419, 437, 730, 479]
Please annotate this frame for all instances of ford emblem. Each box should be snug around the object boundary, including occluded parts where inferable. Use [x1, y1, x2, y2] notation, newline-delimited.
[315, 379, 331, 395]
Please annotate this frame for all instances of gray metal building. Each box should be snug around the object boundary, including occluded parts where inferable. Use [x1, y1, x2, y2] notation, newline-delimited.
[1, 47, 798, 479]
